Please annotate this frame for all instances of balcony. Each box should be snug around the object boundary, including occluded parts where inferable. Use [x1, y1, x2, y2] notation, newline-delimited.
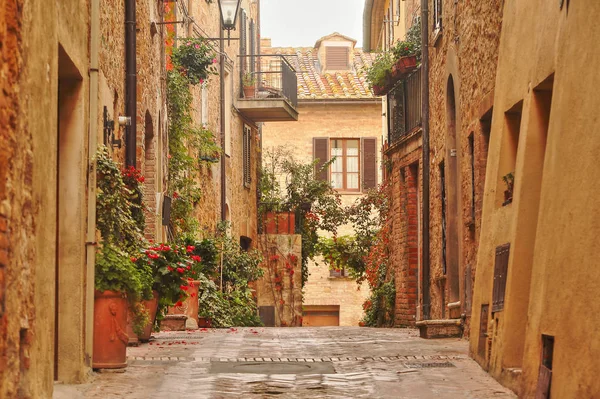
[237, 55, 299, 122]
[387, 66, 422, 145]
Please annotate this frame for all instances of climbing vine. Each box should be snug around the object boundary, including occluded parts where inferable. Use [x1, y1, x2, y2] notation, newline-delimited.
[167, 39, 220, 241]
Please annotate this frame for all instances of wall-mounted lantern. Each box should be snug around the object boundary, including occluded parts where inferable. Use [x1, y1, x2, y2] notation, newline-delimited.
[218, 0, 242, 42]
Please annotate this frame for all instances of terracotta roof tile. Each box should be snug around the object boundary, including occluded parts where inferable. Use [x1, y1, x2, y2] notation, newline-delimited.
[263, 45, 375, 100]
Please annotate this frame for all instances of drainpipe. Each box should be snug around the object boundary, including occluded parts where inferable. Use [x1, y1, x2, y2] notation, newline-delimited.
[220, 22, 226, 222]
[85, 0, 100, 366]
[421, 0, 431, 320]
[125, 0, 137, 167]
[363, 0, 374, 52]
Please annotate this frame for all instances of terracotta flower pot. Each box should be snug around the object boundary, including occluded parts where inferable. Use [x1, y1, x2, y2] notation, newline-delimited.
[126, 291, 159, 345]
[243, 85, 256, 98]
[138, 291, 160, 342]
[372, 85, 386, 96]
[167, 282, 200, 328]
[198, 317, 212, 328]
[277, 212, 296, 234]
[263, 212, 277, 234]
[93, 290, 129, 369]
[396, 55, 417, 74]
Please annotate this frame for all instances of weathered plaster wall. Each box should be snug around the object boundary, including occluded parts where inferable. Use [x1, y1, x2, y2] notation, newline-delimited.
[470, 1, 600, 397]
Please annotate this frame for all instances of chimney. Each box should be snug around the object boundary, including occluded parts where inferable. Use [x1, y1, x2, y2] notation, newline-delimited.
[261, 38, 272, 50]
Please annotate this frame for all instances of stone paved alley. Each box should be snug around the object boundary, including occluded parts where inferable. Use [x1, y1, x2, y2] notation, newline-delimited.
[54, 328, 515, 399]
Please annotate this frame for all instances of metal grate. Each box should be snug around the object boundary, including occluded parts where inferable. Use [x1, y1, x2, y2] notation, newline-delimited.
[492, 244, 510, 312]
[387, 67, 422, 145]
[403, 361, 455, 369]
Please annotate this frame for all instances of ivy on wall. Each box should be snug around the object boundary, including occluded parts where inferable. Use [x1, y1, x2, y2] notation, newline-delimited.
[166, 38, 220, 241]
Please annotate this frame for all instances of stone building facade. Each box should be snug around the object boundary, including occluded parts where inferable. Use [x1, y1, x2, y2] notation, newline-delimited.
[261, 34, 380, 326]
[0, 0, 168, 396]
[364, 0, 502, 334]
[470, 2, 600, 397]
[170, 0, 271, 246]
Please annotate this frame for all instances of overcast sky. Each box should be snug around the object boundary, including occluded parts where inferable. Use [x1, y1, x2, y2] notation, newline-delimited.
[260, 0, 365, 48]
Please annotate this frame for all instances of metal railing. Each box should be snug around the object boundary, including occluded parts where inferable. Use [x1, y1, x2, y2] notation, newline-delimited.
[388, 66, 422, 144]
[240, 55, 298, 108]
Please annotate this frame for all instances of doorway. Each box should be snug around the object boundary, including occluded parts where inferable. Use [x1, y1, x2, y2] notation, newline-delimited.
[55, 45, 86, 382]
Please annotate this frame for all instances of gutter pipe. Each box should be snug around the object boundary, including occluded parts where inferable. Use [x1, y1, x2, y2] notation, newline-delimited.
[421, 0, 431, 320]
[125, 0, 137, 167]
[220, 23, 226, 222]
[363, 0, 374, 52]
[85, 0, 100, 365]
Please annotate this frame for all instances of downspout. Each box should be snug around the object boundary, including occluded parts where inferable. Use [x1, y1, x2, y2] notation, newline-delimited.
[363, 0, 374, 52]
[220, 23, 226, 222]
[421, 0, 431, 320]
[125, 0, 137, 167]
[85, 0, 100, 366]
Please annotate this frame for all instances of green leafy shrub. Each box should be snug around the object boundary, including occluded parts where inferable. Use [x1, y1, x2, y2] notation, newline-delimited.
[171, 38, 218, 85]
[365, 52, 394, 88]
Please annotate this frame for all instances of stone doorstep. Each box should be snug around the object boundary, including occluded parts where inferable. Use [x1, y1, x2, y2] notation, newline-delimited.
[415, 319, 463, 339]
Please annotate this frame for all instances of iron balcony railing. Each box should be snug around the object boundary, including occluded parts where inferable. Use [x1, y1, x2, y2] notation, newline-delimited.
[387, 66, 422, 145]
[239, 55, 298, 108]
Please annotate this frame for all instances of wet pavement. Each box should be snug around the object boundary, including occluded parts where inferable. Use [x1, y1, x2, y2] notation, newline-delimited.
[54, 327, 515, 398]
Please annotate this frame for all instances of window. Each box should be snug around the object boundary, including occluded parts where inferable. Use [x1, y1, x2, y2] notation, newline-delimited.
[498, 101, 523, 207]
[325, 47, 349, 70]
[331, 139, 360, 191]
[313, 137, 377, 192]
[330, 268, 348, 278]
[492, 243, 510, 312]
[433, 0, 442, 32]
[243, 124, 251, 187]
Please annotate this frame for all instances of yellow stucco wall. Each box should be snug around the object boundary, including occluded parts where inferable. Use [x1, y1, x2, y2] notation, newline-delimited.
[470, 1, 600, 397]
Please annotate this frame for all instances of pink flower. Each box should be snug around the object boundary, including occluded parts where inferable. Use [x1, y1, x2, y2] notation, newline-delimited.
[199, 79, 204, 84]
[212, 58, 217, 64]
[186, 41, 191, 46]
[194, 44, 200, 49]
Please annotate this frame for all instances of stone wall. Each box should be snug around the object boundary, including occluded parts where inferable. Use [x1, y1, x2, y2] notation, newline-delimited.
[256, 234, 303, 327]
[425, 0, 502, 326]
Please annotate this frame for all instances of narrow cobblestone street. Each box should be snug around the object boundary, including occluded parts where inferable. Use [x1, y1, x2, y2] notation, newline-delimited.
[55, 328, 515, 398]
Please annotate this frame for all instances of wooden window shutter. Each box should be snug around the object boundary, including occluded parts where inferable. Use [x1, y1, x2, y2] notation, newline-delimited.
[313, 138, 329, 181]
[243, 125, 251, 187]
[326, 47, 349, 70]
[249, 20, 256, 73]
[492, 243, 510, 312]
[362, 138, 377, 190]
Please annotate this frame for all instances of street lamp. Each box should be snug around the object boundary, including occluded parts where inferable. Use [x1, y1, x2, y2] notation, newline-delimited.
[218, 0, 242, 41]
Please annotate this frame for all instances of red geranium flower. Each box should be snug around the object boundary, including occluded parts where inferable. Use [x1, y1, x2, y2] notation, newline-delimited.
[176, 267, 185, 273]
[191, 255, 202, 262]
[175, 301, 183, 307]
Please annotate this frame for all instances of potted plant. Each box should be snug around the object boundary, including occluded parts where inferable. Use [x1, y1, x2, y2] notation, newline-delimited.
[93, 244, 149, 369]
[135, 243, 204, 331]
[94, 146, 151, 368]
[502, 172, 515, 206]
[365, 52, 394, 96]
[242, 72, 256, 98]
[391, 40, 418, 77]
[171, 38, 218, 86]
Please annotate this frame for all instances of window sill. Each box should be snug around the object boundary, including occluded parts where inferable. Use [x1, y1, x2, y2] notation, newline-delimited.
[328, 276, 352, 281]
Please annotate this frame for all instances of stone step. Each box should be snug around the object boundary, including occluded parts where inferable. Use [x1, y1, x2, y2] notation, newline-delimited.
[415, 319, 463, 339]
